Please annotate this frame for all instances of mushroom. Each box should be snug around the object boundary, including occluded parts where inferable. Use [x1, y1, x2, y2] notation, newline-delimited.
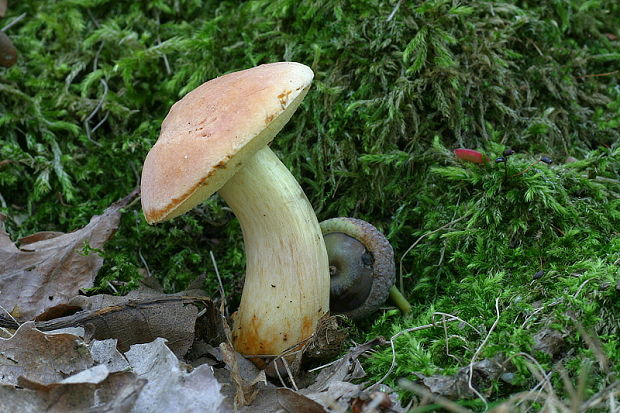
[140, 62, 329, 366]
[320, 217, 410, 320]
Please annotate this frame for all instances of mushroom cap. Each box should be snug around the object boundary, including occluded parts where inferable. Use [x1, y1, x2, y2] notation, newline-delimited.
[141, 62, 314, 224]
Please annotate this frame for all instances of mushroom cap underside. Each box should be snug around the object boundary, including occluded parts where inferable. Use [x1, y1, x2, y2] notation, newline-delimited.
[141, 62, 314, 224]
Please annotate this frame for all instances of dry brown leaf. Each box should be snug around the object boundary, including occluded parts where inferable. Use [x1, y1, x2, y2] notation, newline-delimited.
[0, 295, 209, 358]
[0, 369, 144, 413]
[124, 338, 225, 412]
[276, 388, 328, 413]
[89, 339, 131, 373]
[0, 190, 138, 321]
[303, 337, 385, 394]
[0, 322, 93, 386]
[305, 381, 360, 412]
[414, 356, 506, 399]
[219, 341, 267, 408]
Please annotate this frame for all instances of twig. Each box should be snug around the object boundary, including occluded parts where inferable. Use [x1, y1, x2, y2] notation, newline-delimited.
[138, 249, 151, 278]
[273, 359, 289, 389]
[83, 78, 108, 147]
[157, 36, 172, 75]
[106, 281, 118, 294]
[386, 0, 403, 22]
[210, 250, 228, 317]
[281, 357, 299, 391]
[367, 317, 459, 389]
[441, 314, 459, 363]
[93, 42, 103, 72]
[519, 297, 562, 330]
[86, 9, 100, 28]
[397, 379, 472, 413]
[578, 70, 619, 79]
[91, 111, 109, 134]
[573, 278, 593, 298]
[501, 352, 553, 409]
[1, 12, 26, 32]
[399, 215, 468, 292]
[307, 358, 339, 373]
[432, 311, 481, 335]
[0, 299, 20, 329]
[467, 297, 501, 409]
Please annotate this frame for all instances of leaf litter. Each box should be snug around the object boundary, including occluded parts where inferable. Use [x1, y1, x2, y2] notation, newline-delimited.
[0, 189, 139, 321]
[0, 191, 406, 412]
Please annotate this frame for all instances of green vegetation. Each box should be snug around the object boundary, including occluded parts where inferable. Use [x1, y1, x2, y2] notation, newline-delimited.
[1, 0, 618, 409]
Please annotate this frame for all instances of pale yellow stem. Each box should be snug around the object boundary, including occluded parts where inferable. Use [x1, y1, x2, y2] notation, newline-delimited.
[219, 146, 329, 363]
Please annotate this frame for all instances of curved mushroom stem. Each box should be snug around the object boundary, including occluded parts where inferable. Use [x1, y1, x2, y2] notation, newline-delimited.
[218, 146, 329, 365]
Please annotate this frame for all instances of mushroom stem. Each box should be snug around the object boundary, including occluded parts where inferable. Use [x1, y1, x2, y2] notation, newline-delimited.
[389, 285, 411, 315]
[218, 146, 329, 363]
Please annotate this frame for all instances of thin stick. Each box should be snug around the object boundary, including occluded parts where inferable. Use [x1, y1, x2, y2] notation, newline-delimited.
[573, 278, 593, 298]
[106, 281, 118, 294]
[210, 250, 228, 317]
[307, 358, 339, 373]
[91, 111, 109, 134]
[519, 297, 562, 330]
[0, 300, 20, 329]
[1, 12, 26, 32]
[432, 311, 482, 335]
[157, 36, 172, 75]
[467, 297, 501, 409]
[273, 359, 288, 389]
[578, 70, 619, 79]
[367, 317, 459, 390]
[502, 352, 553, 409]
[512, 159, 541, 177]
[399, 215, 468, 292]
[137, 249, 151, 278]
[281, 357, 299, 391]
[84, 79, 108, 147]
[397, 379, 471, 413]
[386, 0, 403, 22]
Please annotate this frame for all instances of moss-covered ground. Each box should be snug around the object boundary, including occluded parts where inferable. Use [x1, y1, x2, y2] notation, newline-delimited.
[1, 0, 619, 410]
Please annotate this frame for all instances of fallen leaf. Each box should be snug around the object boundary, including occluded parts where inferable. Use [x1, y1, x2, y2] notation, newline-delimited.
[124, 338, 225, 412]
[533, 327, 566, 358]
[0, 295, 208, 358]
[414, 356, 506, 399]
[304, 381, 359, 412]
[0, 322, 93, 386]
[0, 190, 138, 321]
[219, 341, 266, 408]
[90, 339, 131, 373]
[277, 388, 327, 413]
[0, 369, 144, 413]
[303, 337, 385, 393]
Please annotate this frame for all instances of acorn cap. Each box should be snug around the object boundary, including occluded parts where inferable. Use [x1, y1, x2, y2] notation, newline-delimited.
[320, 217, 396, 320]
[141, 62, 314, 224]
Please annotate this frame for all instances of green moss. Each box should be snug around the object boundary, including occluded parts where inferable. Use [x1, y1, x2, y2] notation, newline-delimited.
[1, 0, 618, 407]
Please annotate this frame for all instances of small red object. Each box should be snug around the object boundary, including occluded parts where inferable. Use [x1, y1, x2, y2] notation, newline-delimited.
[454, 148, 486, 164]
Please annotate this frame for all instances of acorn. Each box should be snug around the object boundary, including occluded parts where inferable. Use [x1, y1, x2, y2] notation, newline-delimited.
[320, 217, 410, 320]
